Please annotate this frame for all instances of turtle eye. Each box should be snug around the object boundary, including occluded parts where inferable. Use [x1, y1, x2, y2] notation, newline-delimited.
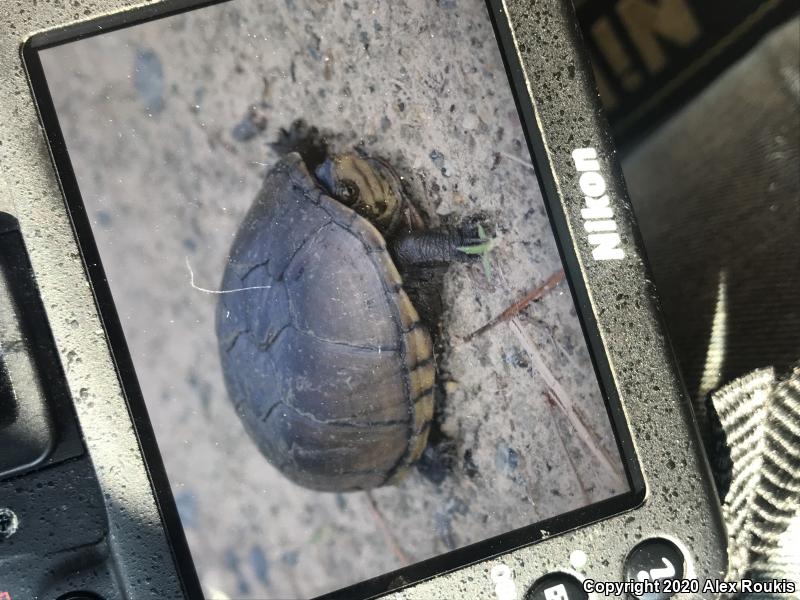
[338, 179, 360, 205]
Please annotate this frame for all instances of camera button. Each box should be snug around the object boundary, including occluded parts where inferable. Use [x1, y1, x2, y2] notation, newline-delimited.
[623, 538, 685, 599]
[525, 572, 588, 600]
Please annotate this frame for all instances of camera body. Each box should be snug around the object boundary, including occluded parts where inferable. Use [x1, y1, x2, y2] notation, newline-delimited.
[0, 0, 726, 598]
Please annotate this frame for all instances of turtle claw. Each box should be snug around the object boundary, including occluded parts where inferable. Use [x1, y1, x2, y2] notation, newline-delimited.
[457, 236, 487, 250]
[271, 119, 330, 170]
[416, 437, 457, 485]
[455, 222, 492, 254]
[455, 222, 493, 278]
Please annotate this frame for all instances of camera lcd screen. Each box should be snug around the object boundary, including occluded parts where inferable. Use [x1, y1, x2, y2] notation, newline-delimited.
[33, 1, 634, 597]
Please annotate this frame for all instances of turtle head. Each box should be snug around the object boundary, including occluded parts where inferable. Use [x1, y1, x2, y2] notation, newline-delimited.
[315, 153, 404, 234]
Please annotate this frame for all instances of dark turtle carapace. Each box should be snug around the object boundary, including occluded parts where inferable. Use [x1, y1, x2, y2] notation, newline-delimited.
[216, 132, 482, 492]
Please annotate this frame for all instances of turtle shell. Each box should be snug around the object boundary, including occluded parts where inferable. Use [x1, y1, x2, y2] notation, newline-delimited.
[216, 152, 435, 491]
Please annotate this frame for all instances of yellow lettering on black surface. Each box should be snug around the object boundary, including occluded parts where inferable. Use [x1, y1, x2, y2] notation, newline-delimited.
[616, 0, 701, 74]
[591, 17, 643, 91]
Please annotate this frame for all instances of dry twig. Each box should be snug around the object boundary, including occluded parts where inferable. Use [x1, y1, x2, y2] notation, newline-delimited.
[464, 269, 565, 341]
[544, 391, 591, 505]
[509, 318, 626, 489]
[364, 491, 411, 566]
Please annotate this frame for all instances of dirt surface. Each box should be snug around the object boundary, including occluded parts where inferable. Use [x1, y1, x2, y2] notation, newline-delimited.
[41, 0, 626, 597]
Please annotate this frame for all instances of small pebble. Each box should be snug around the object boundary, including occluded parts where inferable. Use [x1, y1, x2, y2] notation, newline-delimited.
[281, 550, 299, 567]
[232, 107, 267, 142]
[232, 118, 260, 142]
[133, 48, 165, 115]
[249, 545, 270, 584]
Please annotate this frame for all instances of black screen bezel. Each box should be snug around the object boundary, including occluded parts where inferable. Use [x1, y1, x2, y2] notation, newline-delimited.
[22, 1, 646, 598]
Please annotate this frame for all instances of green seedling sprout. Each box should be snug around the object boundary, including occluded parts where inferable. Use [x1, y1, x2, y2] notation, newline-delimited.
[458, 223, 493, 279]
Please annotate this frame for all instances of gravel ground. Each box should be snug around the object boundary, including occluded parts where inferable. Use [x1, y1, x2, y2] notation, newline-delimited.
[41, 0, 626, 597]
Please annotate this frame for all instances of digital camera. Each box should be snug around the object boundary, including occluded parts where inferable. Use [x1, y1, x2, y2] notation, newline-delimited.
[0, 0, 726, 598]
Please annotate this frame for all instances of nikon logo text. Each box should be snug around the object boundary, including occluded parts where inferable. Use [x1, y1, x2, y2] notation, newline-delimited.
[572, 147, 625, 261]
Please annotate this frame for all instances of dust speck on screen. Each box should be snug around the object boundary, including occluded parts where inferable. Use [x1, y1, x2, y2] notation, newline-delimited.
[39, 0, 628, 597]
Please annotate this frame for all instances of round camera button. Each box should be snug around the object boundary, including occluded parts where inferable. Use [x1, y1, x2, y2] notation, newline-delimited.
[623, 538, 685, 599]
[525, 572, 588, 600]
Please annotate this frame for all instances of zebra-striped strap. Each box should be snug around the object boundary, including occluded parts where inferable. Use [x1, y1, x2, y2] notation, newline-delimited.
[707, 365, 800, 598]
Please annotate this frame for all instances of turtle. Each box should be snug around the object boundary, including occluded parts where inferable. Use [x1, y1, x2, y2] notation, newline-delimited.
[216, 131, 483, 492]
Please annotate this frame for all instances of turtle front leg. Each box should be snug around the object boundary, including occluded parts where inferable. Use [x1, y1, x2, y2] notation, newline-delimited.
[390, 225, 488, 333]
[390, 226, 485, 268]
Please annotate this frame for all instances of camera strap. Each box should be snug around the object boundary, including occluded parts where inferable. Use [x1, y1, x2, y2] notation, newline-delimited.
[705, 365, 800, 598]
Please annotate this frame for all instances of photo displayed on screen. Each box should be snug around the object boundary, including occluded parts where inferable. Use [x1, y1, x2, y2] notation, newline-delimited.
[39, 0, 629, 597]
